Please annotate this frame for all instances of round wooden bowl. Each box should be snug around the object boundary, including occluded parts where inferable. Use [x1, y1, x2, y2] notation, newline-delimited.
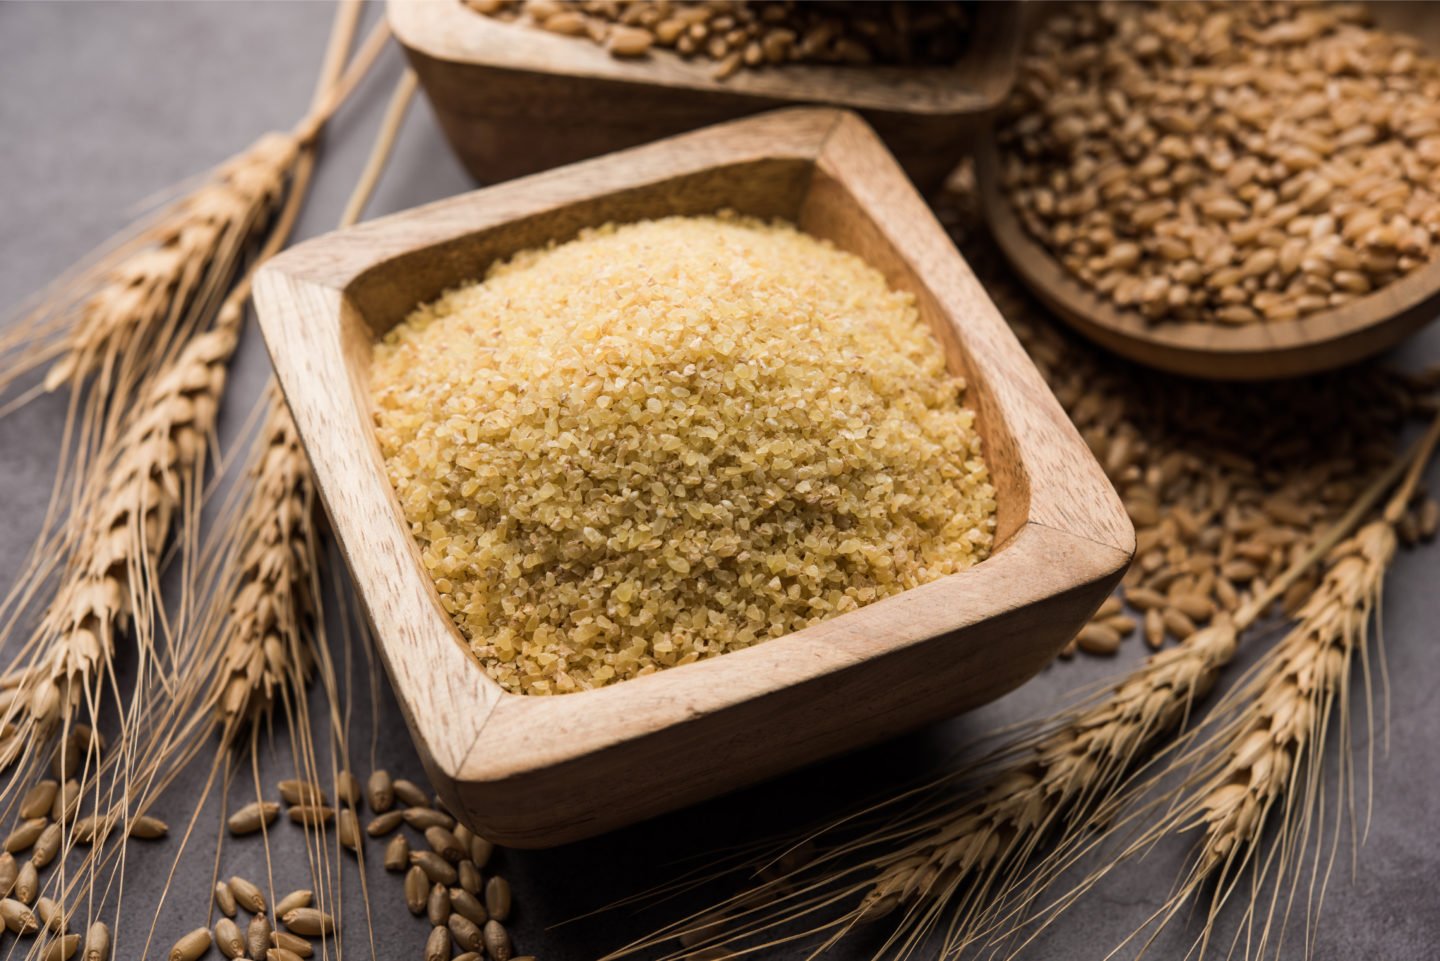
[974, 135, 1440, 381]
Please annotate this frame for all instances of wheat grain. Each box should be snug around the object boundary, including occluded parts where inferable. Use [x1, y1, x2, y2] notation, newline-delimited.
[213, 881, 237, 918]
[170, 926, 212, 961]
[458, 860, 483, 898]
[1000, 2, 1440, 327]
[280, 907, 333, 937]
[271, 931, 314, 958]
[227, 800, 280, 835]
[82, 921, 111, 961]
[426, 925, 452, 961]
[246, 913, 271, 961]
[467, 0, 973, 75]
[384, 835, 410, 872]
[367, 769, 394, 813]
[428, 884, 452, 926]
[484, 877, 511, 922]
[275, 890, 313, 917]
[451, 888, 488, 927]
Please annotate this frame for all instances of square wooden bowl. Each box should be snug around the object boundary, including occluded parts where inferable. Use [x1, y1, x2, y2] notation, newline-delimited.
[388, 0, 1022, 192]
[254, 108, 1133, 848]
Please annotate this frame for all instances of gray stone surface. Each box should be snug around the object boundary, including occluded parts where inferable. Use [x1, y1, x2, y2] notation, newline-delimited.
[0, 3, 1436, 959]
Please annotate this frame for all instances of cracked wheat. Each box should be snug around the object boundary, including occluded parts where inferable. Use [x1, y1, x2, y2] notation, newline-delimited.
[370, 214, 996, 694]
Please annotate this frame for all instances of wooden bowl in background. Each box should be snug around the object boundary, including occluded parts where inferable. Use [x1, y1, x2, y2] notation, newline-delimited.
[254, 109, 1132, 847]
[388, 0, 1022, 192]
[976, 136, 1440, 380]
[974, 2, 1440, 381]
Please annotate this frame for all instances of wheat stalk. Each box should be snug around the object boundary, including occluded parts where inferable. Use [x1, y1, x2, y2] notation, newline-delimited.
[0, 130, 299, 613]
[611, 623, 1241, 961]
[0, 13, 394, 956]
[611, 410, 1435, 961]
[159, 70, 419, 961]
[0, 8, 390, 746]
[86, 65, 418, 961]
[862, 622, 1238, 938]
[0, 10, 391, 677]
[1079, 412, 1440, 961]
[0, 134, 302, 733]
[1194, 523, 1392, 905]
[0, 298, 244, 961]
[205, 67, 416, 737]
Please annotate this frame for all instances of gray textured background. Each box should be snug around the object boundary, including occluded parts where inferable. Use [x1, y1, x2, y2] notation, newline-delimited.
[1, 3, 1437, 959]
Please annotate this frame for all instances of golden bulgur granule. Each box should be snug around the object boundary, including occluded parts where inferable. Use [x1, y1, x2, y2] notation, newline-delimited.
[370, 214, 997, 695]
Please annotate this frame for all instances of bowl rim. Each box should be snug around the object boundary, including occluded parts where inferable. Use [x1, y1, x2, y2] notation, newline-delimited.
[254, 107, 1132, 795]
[387, 0, 1022, 116]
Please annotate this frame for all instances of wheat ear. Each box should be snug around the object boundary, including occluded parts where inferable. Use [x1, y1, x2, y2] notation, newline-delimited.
[209, 397, 319, 728]
[0, 12, 391, 679]
[16, 297, 243, 741]
[0, 10, 394, 956]
[210, 70, 418, 729]
[1093, 410, 1440, 961]
[612, 414, 1431, 961]
[111, 65, 417, 961]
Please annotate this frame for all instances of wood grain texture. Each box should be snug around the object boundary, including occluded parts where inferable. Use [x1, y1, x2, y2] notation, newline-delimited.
[388, 0, 1021, 192]
[974, 2, 1440, 381]
[254, 108, 1133, 847]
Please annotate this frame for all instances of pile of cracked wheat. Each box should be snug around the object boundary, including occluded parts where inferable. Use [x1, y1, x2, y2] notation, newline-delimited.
[370, 215, 996, 695]
[997, 1, 1440, 326]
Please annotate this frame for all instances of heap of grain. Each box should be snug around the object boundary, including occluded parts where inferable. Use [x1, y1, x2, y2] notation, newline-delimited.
[370, 215, 996, 695]
[997, 1, 1440, 326]
[465, 0, 972, 78]
[937, 172, 1437, 659]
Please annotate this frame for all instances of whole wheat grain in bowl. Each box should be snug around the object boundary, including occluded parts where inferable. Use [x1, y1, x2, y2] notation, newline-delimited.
[464, 0, 973, 79]
[998, 1, 1440, 326]
[370, 214, 997, 695]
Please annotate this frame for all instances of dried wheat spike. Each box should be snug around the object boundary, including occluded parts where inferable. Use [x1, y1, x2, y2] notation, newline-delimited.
[610, 622, 1239, 961]
[857, 623, 1236, 930]
[1034, 519, 1406, 961]
[214, 393, 318, 726]
[40, 133, 296, 395]
[1196, 520, 1394, 884]
[22, 296, 245, 731]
